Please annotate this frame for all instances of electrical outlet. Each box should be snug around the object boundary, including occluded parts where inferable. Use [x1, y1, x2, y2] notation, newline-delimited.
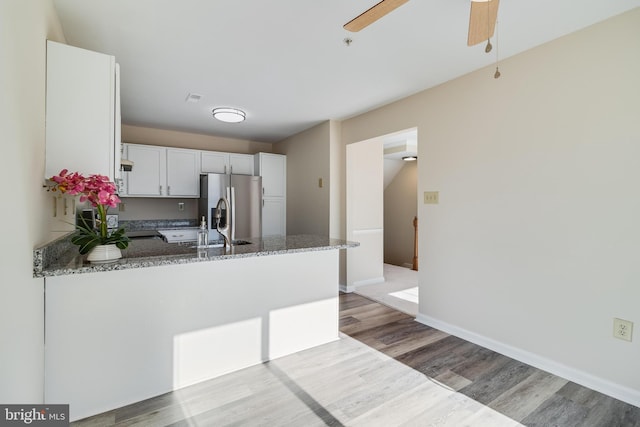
[178, 202, 185, 211]
[613, 318, 633, 342]
[424, 191, 439, 204]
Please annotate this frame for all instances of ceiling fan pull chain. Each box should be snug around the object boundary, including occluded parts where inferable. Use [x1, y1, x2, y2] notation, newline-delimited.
[485, 0, 492, 53]
[494, 19, 501, 79]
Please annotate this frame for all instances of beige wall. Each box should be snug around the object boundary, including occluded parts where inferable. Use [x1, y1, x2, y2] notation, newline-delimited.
[274, 122, 330, 236]
[122, 124, 272, 153]
[0, 0, 66, 402]
[274, 120, 346, 284]
[341, 8, 640, 405]
[384, 162, 417, 267]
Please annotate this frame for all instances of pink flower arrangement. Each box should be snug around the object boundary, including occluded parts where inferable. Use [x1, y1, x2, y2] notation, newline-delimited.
[51, 169, 121, 208]
[48, 169, 129, 254]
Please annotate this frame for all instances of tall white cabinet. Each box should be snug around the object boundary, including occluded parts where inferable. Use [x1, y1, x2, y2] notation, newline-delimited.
[45, 40, 120, 180]
[255, 153, 286, 236]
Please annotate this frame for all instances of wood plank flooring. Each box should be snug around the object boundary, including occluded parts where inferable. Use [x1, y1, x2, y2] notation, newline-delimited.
[72, 293, 640, 427]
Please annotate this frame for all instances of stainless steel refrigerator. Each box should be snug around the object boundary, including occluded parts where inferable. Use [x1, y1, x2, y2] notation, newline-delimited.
[198, 174, 262, 242]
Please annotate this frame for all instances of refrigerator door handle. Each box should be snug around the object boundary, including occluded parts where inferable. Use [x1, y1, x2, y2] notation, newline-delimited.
[230, 186, 236, 242]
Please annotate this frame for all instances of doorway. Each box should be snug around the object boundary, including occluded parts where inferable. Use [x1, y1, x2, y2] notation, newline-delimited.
[345, 128, 419, 315]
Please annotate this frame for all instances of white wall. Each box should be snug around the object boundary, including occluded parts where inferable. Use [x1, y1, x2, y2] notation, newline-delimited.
[341, 8, 640, 406]
[0, 0, 66, 403]
[346, 139, 384, 290]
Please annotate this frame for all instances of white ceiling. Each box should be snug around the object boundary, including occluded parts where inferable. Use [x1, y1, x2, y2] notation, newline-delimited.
[52, 0, 640, 143]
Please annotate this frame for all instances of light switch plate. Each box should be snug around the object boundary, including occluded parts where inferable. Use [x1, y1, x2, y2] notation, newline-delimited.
[424, 191, 439, 204]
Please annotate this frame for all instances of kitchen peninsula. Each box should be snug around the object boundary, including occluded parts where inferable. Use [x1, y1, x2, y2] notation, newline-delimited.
[35, 233, 356, 422]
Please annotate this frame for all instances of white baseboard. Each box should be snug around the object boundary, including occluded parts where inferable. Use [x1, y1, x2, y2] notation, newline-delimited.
[415, 313, 640, 408]
[353, 276, 385, 287]
[340, 283, 355, 293]
[340, 276, 385, 293]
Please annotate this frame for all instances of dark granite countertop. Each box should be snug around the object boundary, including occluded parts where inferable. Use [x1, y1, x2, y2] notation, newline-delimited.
[34, 233, 358, 278]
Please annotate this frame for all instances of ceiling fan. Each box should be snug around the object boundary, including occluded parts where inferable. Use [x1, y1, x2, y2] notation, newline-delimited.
[343, 0, 500, 48]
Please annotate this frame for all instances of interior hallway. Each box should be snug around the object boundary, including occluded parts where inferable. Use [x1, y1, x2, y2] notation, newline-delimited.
[355, 263, 419, 316]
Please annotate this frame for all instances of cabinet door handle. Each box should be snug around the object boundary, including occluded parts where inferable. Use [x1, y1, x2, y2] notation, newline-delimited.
[159, 185, 162, 195]
[224, 165, 227, 174]
[230, 165, 233, 174]
[167, 185, 171, 196]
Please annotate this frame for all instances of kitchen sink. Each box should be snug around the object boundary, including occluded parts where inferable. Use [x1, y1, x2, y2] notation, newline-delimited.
[189, 240, 252, 249]
[126, 230, 163, 240]
[232, 240, 252, 246]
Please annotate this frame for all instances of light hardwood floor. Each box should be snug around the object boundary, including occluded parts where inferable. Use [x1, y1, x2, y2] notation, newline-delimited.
[72, 293, 640, 426]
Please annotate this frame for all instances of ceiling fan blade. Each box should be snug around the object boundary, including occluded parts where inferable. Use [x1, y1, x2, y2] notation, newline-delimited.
[467, 0, 500, 46]
[344, 0, 409, 32]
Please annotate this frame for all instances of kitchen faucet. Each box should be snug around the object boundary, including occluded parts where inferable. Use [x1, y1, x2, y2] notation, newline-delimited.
[215, 197, 231, 248]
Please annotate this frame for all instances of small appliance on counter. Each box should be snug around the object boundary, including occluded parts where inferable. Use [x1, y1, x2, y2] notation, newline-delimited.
[76, 208, 119, 231]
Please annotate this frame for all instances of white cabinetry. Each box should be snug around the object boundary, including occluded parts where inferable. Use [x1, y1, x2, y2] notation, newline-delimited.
[229, 154, 254, 175]
[166, 148, 201, 197]
[201, 151, 254, 175]
[45, 40, 120, 180]
[255, 153, 286, 236]
[200, 151, 227, 174]
[122, 144, 200, 197]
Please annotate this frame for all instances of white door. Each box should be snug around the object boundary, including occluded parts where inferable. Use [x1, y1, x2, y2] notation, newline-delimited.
[167, 148, 200, 197]
[201, 152, 229, 174]
[260, 154, 286, 197]
[262, 198, 286, 236]
[229, 154, 254, 175]
[126, 145, 165, 196]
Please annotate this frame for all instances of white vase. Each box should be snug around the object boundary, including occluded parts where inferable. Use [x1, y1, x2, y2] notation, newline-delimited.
[87, 244, 122, 263]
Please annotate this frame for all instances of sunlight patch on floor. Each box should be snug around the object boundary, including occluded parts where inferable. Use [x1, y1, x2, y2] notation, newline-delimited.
[389, 286, 419, 304]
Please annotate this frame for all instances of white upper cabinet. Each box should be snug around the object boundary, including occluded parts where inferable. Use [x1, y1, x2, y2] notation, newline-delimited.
[201, 151, 254, 175]
[166, 148, 200, 197]
[122, 144, 200, 197]
[200, 151, 228, 174]
[45, 41, 120, 180]
[229, 154, 254, 175]
[123, 144, 165, 196]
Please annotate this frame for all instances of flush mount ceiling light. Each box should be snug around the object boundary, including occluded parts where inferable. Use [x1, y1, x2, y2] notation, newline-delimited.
[212, 108, 246, 123]
[402, 156, 417, 161]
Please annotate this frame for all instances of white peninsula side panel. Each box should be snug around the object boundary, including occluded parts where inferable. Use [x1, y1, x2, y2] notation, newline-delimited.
[45, 250, 339, 422]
